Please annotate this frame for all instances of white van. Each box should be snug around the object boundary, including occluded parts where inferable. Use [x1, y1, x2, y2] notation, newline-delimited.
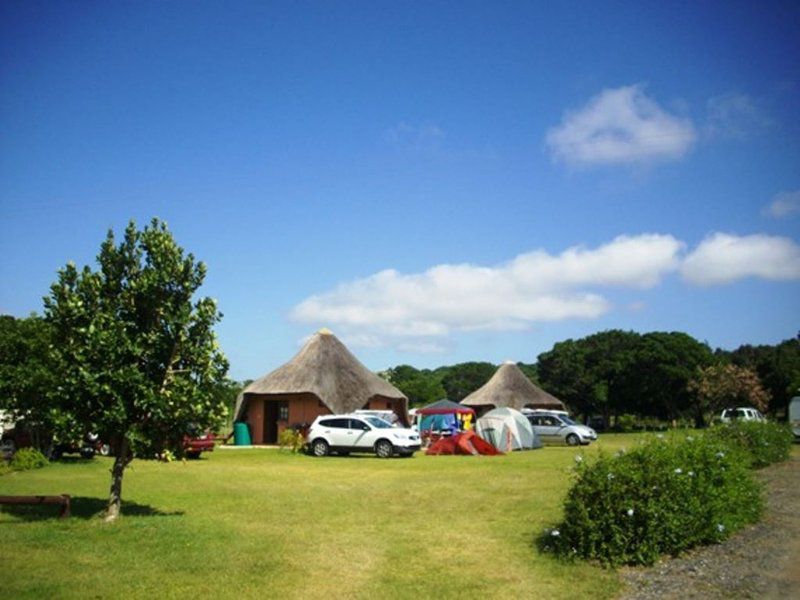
[720, 407, 766, 423]
[789, 397, 800, 441]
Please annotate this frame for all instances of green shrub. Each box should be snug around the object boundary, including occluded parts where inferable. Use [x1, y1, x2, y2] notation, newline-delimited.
[543, 434, 763, 566]
[10, 447, 50, 471]
[278, 428, 307, 453]
[613, 414, 637, 432]
[705, 421, 793, 469]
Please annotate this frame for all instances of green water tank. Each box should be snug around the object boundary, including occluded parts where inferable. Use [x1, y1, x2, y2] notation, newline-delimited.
[233, 422, 251, 446]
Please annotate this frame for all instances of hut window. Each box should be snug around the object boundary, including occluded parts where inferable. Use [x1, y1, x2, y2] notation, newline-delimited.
[278, 401, 289, 421]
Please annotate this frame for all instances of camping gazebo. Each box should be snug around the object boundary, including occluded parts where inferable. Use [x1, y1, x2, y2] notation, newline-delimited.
[416, 399, 476, 435]
[233, 329, 408, 444]
[460, 361, 566, 415]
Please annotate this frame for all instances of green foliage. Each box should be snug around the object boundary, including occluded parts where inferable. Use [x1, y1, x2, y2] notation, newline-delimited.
[543, 434, 763, 566]
[383, 365, 446, 407]
[688, 363, 771, 425]
[705, 421, 793, 469]
[438, 362, 496, 401]
[0, 315, 63, 448]
[278, 428, 307, 453]
[10, 447, 50, 471]
[43, 218, 229, 455]
[537, 330, 713, 421]
[725, 335, 800, 415]
[41, 218, 229, 516]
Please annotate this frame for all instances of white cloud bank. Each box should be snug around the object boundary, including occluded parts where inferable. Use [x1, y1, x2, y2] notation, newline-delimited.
[764, 190, 800, 219]
[291, 232, 800, 350]
[546, 85, 696, 165]
[291, 234, 683, 344]
[681, 233, 800, 285]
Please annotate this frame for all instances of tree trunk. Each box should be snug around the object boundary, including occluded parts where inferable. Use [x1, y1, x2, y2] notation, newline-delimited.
[104, 436, 131, 522]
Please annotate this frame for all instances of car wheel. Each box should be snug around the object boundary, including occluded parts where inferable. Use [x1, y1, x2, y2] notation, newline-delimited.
[311, 439, 329, 457]
[99, 444, 111, 456]
[375, 440, 393, 458]
[566, 433, 580, 446]
[80, 447, 96, 459]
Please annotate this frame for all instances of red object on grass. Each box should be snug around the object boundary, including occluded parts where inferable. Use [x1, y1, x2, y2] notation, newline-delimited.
[426, 431, 502, 456]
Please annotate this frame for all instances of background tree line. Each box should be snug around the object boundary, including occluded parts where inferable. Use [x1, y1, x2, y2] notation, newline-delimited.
[380, 330, 799, 426]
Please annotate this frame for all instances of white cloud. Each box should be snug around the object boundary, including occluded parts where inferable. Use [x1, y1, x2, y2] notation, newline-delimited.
[764, 190, 800, 219]
[681, 233, 800, 285]
[291, 234, 683, 347]
[546, 85, 696, 165]
[705, 92, 769, 140]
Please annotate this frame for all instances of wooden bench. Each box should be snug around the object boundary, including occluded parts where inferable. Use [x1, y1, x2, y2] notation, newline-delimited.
[0, 494, 71, 518]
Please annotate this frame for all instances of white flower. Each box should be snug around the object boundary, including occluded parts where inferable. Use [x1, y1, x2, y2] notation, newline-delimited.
[688, 471, 695, 477]
[607, 473, 615, 480]
[674, 468, 683, 474]
[656, 434, 665, 439]
[626, 508, 634, 517]
[574, 455, 584, 463]
[551, 529, 560, 537]
[716, 451, 725, 458]
[717, 523, 725, 533]
[687, 435, 694, 442]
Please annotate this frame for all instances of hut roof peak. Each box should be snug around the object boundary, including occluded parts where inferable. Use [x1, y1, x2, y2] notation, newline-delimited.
[461, 361, 565, 411]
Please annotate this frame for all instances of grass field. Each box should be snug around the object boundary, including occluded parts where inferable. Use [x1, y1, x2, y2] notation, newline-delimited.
[0, 435, 648, 599]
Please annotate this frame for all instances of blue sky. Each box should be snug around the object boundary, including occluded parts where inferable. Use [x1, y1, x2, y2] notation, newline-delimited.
[1, 1, 798, 381]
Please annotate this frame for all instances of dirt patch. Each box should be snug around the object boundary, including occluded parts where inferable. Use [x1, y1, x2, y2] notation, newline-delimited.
[619, 452, 800, 599]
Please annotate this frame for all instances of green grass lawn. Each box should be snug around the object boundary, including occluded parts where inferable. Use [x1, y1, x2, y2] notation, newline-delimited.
[0, 435, 647, 599]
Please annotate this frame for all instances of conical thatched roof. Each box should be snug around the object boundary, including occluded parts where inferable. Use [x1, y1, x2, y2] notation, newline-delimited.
[460, 361, 565, 411]
[234, 329, 407, 421]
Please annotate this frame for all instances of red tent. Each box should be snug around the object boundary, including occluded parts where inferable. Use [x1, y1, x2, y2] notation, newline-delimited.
[426, 431, 502, 456]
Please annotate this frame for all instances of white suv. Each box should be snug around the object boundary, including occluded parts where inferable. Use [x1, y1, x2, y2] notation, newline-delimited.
[307, 414, 421, 458]
[720, 407, 766, 423]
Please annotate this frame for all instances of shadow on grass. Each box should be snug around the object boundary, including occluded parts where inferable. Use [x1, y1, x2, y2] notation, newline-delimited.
[0, 496, 184, 522]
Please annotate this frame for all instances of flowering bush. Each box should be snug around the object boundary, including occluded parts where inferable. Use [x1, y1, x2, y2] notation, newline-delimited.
[705, 421, 792, 469]
[543, 434, 763, 566]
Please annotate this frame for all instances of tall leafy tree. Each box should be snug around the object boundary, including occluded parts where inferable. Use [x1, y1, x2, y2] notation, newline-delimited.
[728, 334, 800, 415]
[438, 362, 496, 401]
[0, 315, 61, 449]
[623, 332, 713, 421]
[688, 363, 770, 425]
[383, 365, 446, 407]
[43, 219, 229, 521]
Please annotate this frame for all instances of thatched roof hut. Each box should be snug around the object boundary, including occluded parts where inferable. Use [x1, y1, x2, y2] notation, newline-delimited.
[460, 361, 565, 412]
[234, 329, 408, 443]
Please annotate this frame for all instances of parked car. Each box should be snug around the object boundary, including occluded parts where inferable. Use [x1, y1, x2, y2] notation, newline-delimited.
[184, 429, 215, 459]
[720, 407, 766, 423]
[307, 414, 421, 458]
[526, 412, 597, 446]
[789, 397, 800, 441]
[50, 432, 101, 460]
[354, 409, 400, 426]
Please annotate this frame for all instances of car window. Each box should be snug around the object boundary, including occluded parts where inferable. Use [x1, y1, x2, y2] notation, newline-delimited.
[349, 419, 370, 431]
[319, 418, 350, 428]
[528, 416, 540, 426]
[365, 416, 392, 429]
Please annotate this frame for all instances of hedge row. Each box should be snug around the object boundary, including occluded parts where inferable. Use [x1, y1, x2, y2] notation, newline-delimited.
[544, 422, 793, 566]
